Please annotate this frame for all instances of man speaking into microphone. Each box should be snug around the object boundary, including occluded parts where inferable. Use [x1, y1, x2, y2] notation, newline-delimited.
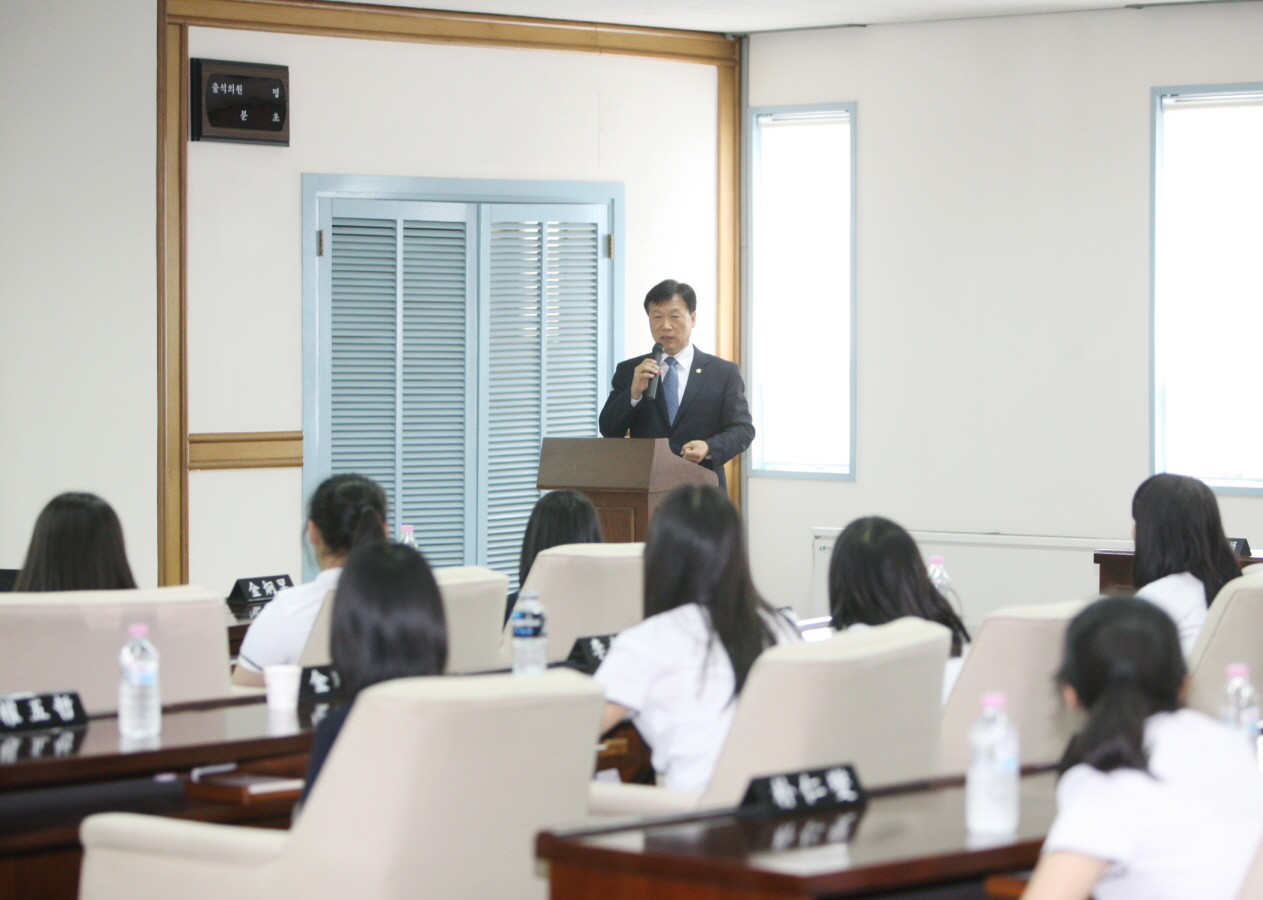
[599, 279, 754, 490]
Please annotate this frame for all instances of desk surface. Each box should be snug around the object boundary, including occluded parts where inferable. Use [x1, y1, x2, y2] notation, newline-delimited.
[0, 699, 313, 792]
[539, 772, 1059, 899]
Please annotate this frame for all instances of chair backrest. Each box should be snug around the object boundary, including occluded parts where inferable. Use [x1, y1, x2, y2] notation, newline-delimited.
[435, 566, 509, 674]
[701, 617, 951, 808]
[939, 599, 1087, 775]
[296, 568, 506, 675]
[296, 587, 337, 667]
[0, 586, 231, 714]
[1188, 569, 1263, 716]
[289, 669, 602, 900]
[504, 542, 644, 663]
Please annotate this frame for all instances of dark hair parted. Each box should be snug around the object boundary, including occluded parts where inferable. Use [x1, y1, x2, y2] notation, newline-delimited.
[519, 490, 603, 586]
[643, 279, 697, 314]
[1132, 473, 1240, 606]
[331, 541, 448, 697]
[308, 473, 388, 557]
[828, 517, 970, 656]
[643, 484, 776, 695]
[1058, 597, 1185, 774]
[15, 493, 136, 592]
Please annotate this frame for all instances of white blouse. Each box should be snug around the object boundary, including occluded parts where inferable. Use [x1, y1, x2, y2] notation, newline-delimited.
[236, 567, 341, 672]
[594, 603, 800, 792]
[1042, 708, 1263, 900]
[1134, 572, 1207, 657]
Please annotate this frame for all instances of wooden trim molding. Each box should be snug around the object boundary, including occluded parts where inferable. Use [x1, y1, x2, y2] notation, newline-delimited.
[157, 0, 742, 583]
[165, 0, 738, 65]
[188, 432, 305, 469]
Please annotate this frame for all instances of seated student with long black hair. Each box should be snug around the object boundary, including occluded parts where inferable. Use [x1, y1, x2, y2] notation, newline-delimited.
[507, 489, 604, 622]
[300, 539, 448, 804]
[828, 516, 970, 703]
[593, 484, 799, 792]
[233, 473, 387, 686]
[1022, 597, 1263, 900]
[15, 492, 136, 592]
[1131, 473, 1240, 656]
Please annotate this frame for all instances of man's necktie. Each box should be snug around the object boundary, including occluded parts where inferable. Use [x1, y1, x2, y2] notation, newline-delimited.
[663, 356, 679, 426]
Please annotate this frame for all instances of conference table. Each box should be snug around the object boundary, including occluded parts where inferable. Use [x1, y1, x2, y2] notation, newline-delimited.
[538, 770, 1058, 899]
[1095, 549, 1263, 592]
[0, 696, 313, 899]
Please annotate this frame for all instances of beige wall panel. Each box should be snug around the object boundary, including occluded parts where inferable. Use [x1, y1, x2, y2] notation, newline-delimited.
[0, 0, 158, 584]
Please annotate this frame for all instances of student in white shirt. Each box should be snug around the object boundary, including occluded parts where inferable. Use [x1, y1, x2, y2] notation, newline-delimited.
[1131, 473, 1241, 656]
[593, 484, 800, 792]
[828, 517, 971, 703]
[232, 473, 388, 686]
[1023, 597, 1263, 900]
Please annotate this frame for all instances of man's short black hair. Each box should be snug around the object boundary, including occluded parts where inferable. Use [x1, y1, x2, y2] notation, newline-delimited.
[643, 279, 696, 314]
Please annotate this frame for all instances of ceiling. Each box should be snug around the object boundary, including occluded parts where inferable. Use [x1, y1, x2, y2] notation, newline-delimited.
[364, 0, 1198, 34]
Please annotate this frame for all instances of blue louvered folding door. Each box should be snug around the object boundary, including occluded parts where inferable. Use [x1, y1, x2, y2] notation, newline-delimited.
[317, 197, 608, 583]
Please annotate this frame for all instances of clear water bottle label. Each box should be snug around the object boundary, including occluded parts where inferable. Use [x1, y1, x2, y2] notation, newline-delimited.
[125, 661, 158, 687]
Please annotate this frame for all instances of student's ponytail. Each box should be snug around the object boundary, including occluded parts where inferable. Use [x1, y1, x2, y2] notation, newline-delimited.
[1058, 598, 1185, 774]
[308, 474, 389, 558]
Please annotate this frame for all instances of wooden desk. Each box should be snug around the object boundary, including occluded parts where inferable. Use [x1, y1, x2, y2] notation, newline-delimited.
[538, 771, 1059, 899]
[0, 698, 313, 899]
[1095, 550, 1263, 593]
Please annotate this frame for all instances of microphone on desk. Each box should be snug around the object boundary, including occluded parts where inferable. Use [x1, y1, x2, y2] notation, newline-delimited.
[645, 342, 665, 401]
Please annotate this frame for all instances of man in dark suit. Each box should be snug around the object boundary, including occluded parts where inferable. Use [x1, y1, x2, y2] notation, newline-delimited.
[599, 280, 754, 490]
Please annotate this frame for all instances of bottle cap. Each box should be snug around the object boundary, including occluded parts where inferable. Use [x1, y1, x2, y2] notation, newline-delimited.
[1228, 663, 1250, 680]
[929, 555, 944, 565]
[128, 623, 149, 638]
[400, 525, 414, 535]
[981, 691, 1007, 710]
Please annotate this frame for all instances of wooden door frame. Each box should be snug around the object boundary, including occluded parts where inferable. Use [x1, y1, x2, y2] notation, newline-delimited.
[156, 0, 742, 583]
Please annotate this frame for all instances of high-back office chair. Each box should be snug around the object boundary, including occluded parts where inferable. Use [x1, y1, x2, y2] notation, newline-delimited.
[503, 542, 644, 664]
[939, 600, 1086, 775]
[1187, 568, 1263, 717]
[589, 617, 951, 816]
[298, 566, 507, 674]
[0, 586, 231, 714]
[79, 669, 603, 900]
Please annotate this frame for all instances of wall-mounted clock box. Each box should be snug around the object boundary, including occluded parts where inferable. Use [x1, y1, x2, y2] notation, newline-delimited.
[190, 58, 289, 145]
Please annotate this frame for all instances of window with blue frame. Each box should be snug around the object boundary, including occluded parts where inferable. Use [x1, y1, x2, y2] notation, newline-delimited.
[1154, 87, 1263, 491]
[748, 105, 856, 478]
[304, 176, 619, 583]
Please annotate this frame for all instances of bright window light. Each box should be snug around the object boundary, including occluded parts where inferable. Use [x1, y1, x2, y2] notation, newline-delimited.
[750, 107, 854, 477]
[1155, 91, 1263, 490]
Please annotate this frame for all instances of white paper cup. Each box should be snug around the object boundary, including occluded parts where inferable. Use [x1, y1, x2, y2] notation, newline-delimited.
[264, 664, 302, 710]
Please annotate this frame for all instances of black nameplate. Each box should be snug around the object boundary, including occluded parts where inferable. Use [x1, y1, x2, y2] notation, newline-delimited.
[299, 665, 344, 704]
[741, 764, 866, 816]
[226, 575, 293, 619]
[0, 691, 88, 734]
[1230, 537, 1253, 557]
[564, 635, 615, 675]
[0, 726, 87, 764]
[190, 59, 289, 145]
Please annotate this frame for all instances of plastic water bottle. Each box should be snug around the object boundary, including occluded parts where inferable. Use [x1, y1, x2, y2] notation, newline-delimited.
[399, 524, 418, 551]
[927, 555, 961, 610]
[966, 692, 1019, 834]
[118, 624, 161, 739]
[511, 591, 547, 676]
[1220, 663, 1261, 749]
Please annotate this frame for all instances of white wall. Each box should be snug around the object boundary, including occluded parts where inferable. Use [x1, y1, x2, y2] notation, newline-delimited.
[185, 27, 718, 591]
[746, 3, 1263, 618]
[0, 0, 158, 584]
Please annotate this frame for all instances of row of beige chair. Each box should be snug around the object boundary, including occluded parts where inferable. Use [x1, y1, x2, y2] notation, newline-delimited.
[79, 670, 602, 900]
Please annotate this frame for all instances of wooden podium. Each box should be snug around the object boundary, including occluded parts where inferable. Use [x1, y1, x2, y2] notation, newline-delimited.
[537, 438, 718, 542]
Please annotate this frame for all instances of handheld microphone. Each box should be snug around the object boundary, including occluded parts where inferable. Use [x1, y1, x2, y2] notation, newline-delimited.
[645, 342, 665, 401]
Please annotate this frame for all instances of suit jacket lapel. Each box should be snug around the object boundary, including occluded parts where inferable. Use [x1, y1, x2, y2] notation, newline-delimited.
[671, 349, 711, 431]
